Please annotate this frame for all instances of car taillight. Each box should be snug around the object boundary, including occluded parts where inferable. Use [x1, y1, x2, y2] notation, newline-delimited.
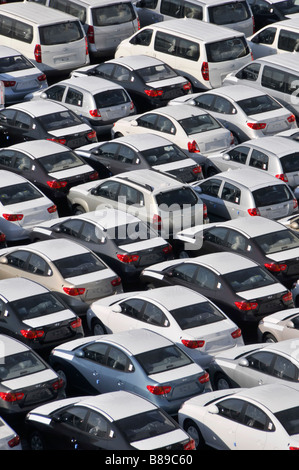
[34, 44, 42, 63]
[275, 173, 288, 182]
[52, 378, 64, 390]
[117, 253, 139, 263]
[8, 436, 20, 448]
[265, 262, 287, 272]
[20, 329, 44, 339]
[47, 205, 57, 213]
[231, 328, 242, 339]
[247, 122, 267, 130]
[0, 232, 5, 243]
[85, 36, 89, 55]
[198, 371, 210, 384]
[294, 199, 298, 210]
[144, 88, 163, 97]
[147, 385, 172, 395]
[2, 80, 16, 87]
[63, 287, 86, 296]
[88, 130, 97, 140]
[130, 101, 135, 111]
[47, 180, 68, 189]
[203, 203, 208, 219]
[181, 339, 205, 348]
[288, 114, 296, 123]
[183, 81, 192, 92]
[201, 61, 209, 81]
[234, 301, 258, 311]
[111, 276, 122, 287]
[283, 291, 293, 303]
[0, 392, 24, 402]
[137, 16, 141, 30]
[247, 208, 260, 216]
[89, 171, 98, 180]
[162, 244, 172, 254]
[192, 165, 202, 174]
[70, 318, 82, 329]
[153, 214, 162, 230]
[188, 140, 200, 153]
[87, 25, 94, 43]
[184, 439, 195, 450]
[89, 109, 101, 117]
[2, 213, 23, 221]
[289, 446, 299, 450]
[37, 74, 47, 82]
[47, 137, 67, 145]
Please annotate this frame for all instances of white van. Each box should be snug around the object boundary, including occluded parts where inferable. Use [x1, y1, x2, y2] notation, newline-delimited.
[115, 18, 253, 90]
[249, 17, 299, 58]
[0, 2, 90, 75]
[136, 0, 254, 36]
[28, 0, 140, 58]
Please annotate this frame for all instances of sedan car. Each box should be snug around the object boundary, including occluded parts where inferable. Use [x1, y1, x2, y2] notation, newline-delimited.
[178, 384, 299, 450]
[0, 140, 99, 207]
[168, 85, 297, 144]
[29, 209, 173, 285]
[71, 55, 192, 112]
[49, 329, 211, 416]
[0, 170, 58, 242]
[0, 417, 21, 450]
[75, 133, 204, 183]
[139, 252, 294, 332]
[0, 45, 47, 105]
[86, 285, 243, 369]
[26, 391, 195, 450]
[258, 308, 299, 343]
[0, 239, 123, 305]
[0, 100, 97, 149]
[111, 104, 234, 156]
[0, 334, 65, 419]
[0, 277, 84, 351]
[192, 168, 298, 221]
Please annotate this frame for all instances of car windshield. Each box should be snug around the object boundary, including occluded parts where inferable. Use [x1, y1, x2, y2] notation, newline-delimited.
[280, 152, 299, 173]
[117, 409, 177, 443]
[0, 54, 34, 73]
[237, 95, 282, 115]
[137, 64, 177, 82]
[136, 345, 193, 374]
[224, 266, 275, 292]
[208, 1, 251, 24]
[0, 350, 46, 381]
[106, 221, 158, 246]
[0, 182, 43, 206]
[54, 252, 106, 278]
[179, 114, 221, 135]
[39, 21, 84, 45]
[170, 301, 225, 330]
[92, 2, 136, 26]
[95, 89, 130, 108]
[275, 0, 299, 15]
[155, 186, 198, 209]
[141, 144, 188, 166]
[253, 229, 299, 254]
[275, 406, 299, 435]
[253, 184, 293, 207]
[38, 151, 85, 173]
[39, 111, 83, 131]
[11, 293, 66, 320]
[206, 37, 249, 62]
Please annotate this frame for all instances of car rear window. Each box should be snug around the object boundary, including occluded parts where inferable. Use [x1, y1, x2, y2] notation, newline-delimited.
[137, 63, 177, 82]
[106, 221, 158, 246]
[208, 1, 251, 25]
[0, 182, 43, 205]
[92, 2, 136, 26]
[39, 21, 84, 45]
[136, 345, 193, 374]
[179, 114, 221, 135]
[275, 406, 299, 435]
[281, 152, 299, 173]
[11, 293, 66, 320]
[0, 54, 34, 73]
[236, 95, 282, 115]
[206, 36, 249, 62]
[141, 144, 188, 166]
[253, 229, 299, 255]
[253, 184, 293, 207]
[224, 266, 275, 292]
[0, 351, 46, 381]
[54, 252, 106, 278]
[39, 151, 85, 173]
[155, 186, 198, 209]
[95, 89, 130, 108]
[170, 301, 225, 330]
[39, 110, 83, 131]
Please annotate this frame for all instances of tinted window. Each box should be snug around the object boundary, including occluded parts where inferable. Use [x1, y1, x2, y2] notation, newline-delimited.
[5, 250, 29, 269]
[208, 1, 251, 24]
[251, 27, 276, 45]
[65, 88, 83, 107]
[0, 54, 33, 72]
[199, 178, 222, 196]
[272, 354, 298, 381]
[221, 182, 241, 204]
[155, 186, 198, 208]
[154, 31, 199, 61]
[11, 293, 65, 319]
[217, 398, 244, 422]
[275, 406, 299, 435]
[119, 298, 145, 318]
[141, 143, 188, 166]
[95, 89, 130, 108]
[0, 351, 46, 380]
[118, 184, 144, 205]
[171, 263, 197, 281]
[261, 66, 299, 95]
[253, 184, 293, 206]
[0, 182, 42, 205]
[278, 29, 299, 51]
[137, 63, 177, 81]
[160, 0, 203, 19]
[54, 253, 106, 277]
[50, 0, 86, 23]
[228, 146, 249, 163]
[237, 95, 281, 114]
[136, 345, 193, 374]
[249, 149, 269, 170]
[179, 114, 221, 134]
[194, 94, 215, 110]
[224, 266, 275, 292]
[39, 110, 82, 131]
[281, 152, 299, 173]
[246, 350, 274, 373]
[275, 0, 299, 15]
[236, 62, 260, 81]
[39, 21, 83, 45]
[96, 180, 120, 200]
[212, 96, 235, 114]
[130, 29, 153, 46]
[243, 403, 270, 431]
[0, 17, 33, 43]
[206, 37, 249, 62]
[39, 151, 85, 172]
[254, 229, 299, 254]
[142, 302, 169, 326]
[170, 301, 225, 329]
[92, 2, 136, 26]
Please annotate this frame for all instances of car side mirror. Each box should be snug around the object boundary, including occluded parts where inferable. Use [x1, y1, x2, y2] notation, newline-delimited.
[206, 404, 219, 414]
[286, 320, 295, 329]
[74, 350, 85, 358]
[53, 226, 62, 233]
[40, 92, 48, 99]
[112, 305, 122, 313]
[0, 256, 8, 264]
[238, 358, 249, 367]
[165, 270, 173, 277]
[223, 154, 230, 161]
[131, 120, 138, 127]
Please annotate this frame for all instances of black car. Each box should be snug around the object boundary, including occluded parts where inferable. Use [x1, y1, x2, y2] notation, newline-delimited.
[0, 100, 97, 148]
[29, 209, 173, 285]
[75, 133, 203, 183]
[248, 0, 299, 31]
[139, 252, 294, 336]
[0, 140, 100, 208]
[25, 391, 195, 450]
[71, 55, 192, 112]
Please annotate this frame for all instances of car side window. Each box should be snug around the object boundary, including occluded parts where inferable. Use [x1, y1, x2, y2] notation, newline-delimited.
[83, 342, 108, 364]
[113, 65, 131, 82]
[199, 178, 222, 197]
[155, 115, 175, 134]
[14, 153, 32, 171]
[0, 109, 16, 126]
[27, 254, 52, 276]
[56, 406, 87, 431]
[249, 149, 269, 170]
[227, 146, 249, 164]
[0, 150, 14, 167]
[217, 398, 244, 423]
[272, 355, 298, 381]
[137, 114, 157, 130]
[0, 298, 6, 317]
[86, 411, 114, 439]
[220, 182, 241, 205]
[119, 298, 145, 318]
[5, 250, 30, 270]
[195, 266, 217, 289]
[130, 29, 153, 46]
[65, 87, 83, 107]
[80, 222, 100, 244]
[171, 263, 198, 281]
[118, 183, 144, 206]
[45, 85, 66, 102]
[243, 403, 271, 431]
[142, 301, 169, 327]
[96, 181, 120, 200]
[212, 96, 235, 114]
[235, 63, 261, 81]
[107, 346, 132, 372]
[261, 66, 286, 92]
[227, 230, 247, 252]
[204, 227, 228, 245]
[98, 142, 119, 160]
[117, 145, 136, 164]
[194, 94, 215, 110]
[95, 63, 115, 79]
[278, 29, 299, 52]
[59, 219, 83, 238]
[14, 111, 33, 130]
[246, 351, 275, 374]
[251, 27, 276, 45]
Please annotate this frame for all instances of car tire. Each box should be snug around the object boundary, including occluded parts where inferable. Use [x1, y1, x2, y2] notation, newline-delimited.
[183, 419, 204, 450]
[214, 372, 232, 390]
[72, 205, 85, 215]
[92, 319, 107, 336]
[263, 333, 277, 343]
[30, 431, 45, 451]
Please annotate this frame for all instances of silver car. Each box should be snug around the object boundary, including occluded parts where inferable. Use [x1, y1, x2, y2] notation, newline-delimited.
[168, 85, 297, 143]
[192, 168, 298, 221]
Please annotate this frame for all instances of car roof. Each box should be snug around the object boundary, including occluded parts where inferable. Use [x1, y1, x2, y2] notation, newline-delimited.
[9, 239, 90, 261]
[211, 216, 288, 237]
[0, 2, 80, 24]
[269, 17, 299, 29]
[6, 139, 72, 157]
[263, 338, 299, 356]
[238, 136, 299, 156]
[0, 277, 48, 302]
[108, 55, 169, 70]
[190, 251, 258, 274]
[207, 85, 267, 101]
[195, 0, 248, 5]
[74, 0, 133, 6]
[214, 168, 287, 189]
[113, 168, 186, 192]
[235, 384, 299, 412]
[150, 104, 208, 119]
[59, 76, 124, 93]
[256, 52, 299, 71]
[0, 169, 29, 187]
[104, 133, 178, 151]
[0, 45, 27, 59]
[8, 100, 70, 117]
[76, 209, 141, 229]
[0, 333, 29, 357]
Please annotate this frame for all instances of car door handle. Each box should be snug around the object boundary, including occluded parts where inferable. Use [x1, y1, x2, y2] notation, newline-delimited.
[92, 370, 99, 376]
[117, 380, 124, 387]
[258, 379, 263, 385]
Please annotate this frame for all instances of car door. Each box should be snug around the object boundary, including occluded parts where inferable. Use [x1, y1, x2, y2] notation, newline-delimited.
[219, 181, 243, 219]
[233, 350, 276, 387]
[106, 298, 144, 332]
[90, 180, 121, 211]
[49, 405, 90, 450]
[249, 26, 278, 59]
[235, 401, 272, 450]
[213, 145, 250, 173]
[64, 86, 85, 117]
[196, 178, 226, 218]
[44, 84, 66, 102]
[7, 111, 36, 143]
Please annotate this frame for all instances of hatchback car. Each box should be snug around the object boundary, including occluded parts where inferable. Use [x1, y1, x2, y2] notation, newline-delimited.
[192, 168, 298, 221]
[25, 76, 136, 137]
[209, 338, 299, 391]
[168, 85, 297, 144]
[0, 239, 123, 305]
[71, 55, 192, 112]
[0, 277, 84, 351]
[0, 416, 21, 450]
[178, 383, 299, 449]
[139, 252, 294, 331]
[29, 209, 173, 284]
[111, 104, 234, 156]
[0, 334, 65, 419]
[26, 391, 195, 450]
[0, 45, 47, 105]
[86, 285, 243, 369]
[0, 170, 58, 242]
[258, 308, 299, 343]
[49, 329, 211, 416]
[67, 169, 208, 239]
[0, 140, 99, 206]
[0, 100, 97, 148]
[75, 133, 203, 183]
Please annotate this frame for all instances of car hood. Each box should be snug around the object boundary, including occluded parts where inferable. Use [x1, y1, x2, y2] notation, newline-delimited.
[131, 429, 188, 450]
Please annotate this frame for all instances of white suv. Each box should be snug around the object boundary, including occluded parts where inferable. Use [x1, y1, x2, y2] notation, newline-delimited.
[67, 168, 208, 238]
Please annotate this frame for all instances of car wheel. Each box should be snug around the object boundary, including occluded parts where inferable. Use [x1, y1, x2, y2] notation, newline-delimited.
[30, 431, 45, 451]
[214, 372, 232, 390]
[183, 419, 204, 450]
[72, 205, 85, 215]
[263, 333, 277, 343]
[92, 319, 106, 336]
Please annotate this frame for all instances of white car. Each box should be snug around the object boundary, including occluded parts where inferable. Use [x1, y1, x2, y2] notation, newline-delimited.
[86, 285, 244, 369]
[0, 170, 58, 241]
[258, 308, 299, 343]
[0, 417, 21, 450]
[111, 104, 233, 156]
[178, 384, 299, 450]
